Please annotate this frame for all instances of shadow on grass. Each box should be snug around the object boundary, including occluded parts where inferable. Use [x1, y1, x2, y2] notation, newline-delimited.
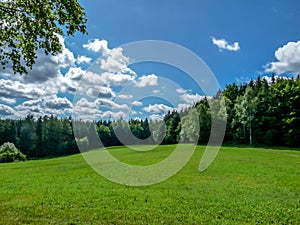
[221, 143, 300, 151]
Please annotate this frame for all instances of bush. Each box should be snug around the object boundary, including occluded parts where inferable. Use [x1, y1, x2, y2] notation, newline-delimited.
[0, 142, 26, 163]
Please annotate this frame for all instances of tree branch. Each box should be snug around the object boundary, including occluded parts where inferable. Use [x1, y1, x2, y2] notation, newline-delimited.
[0, 3, 19, 15]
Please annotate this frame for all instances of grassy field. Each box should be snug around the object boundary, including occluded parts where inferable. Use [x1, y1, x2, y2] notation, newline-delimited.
[0, 145, 299, 224]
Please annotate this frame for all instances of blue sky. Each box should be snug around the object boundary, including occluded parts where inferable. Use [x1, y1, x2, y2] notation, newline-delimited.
[1, 0, 300, 120]
[76, 0, 300, 82]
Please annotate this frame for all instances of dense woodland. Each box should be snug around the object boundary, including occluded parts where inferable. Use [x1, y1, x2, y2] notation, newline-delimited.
[0, 75, 299, 159]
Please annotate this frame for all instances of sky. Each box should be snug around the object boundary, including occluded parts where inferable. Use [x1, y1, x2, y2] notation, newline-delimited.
[1, 0, 300, 120]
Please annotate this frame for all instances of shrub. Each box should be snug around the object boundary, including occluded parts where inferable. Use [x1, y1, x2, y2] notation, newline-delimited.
[0, 142, 26, 163]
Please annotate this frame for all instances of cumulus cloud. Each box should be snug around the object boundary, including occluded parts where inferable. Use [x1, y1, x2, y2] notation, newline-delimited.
[75, 98, 96, 108]
[83, 39, 109, 53]
[1, 37, 198, 120]
[265, 40, 300, 74]
[80, 71, 106, 87]
[20, 99, 42, 107]
[176, 88, 186, 94]
[54, 35, 76, 67]
[44, 97, 73, 109]
[101, 72, 136, 86]
[0, 97, 16, 105]
[181, 93, 204, 104]
[76, 55, 92, 64]
[212, 37, 240, 51]
[131, 101, 143, 106]
[15, 101, 43, 116]
[22, 35, 75, 83]
[0, 104, 15, 116]
[177, 103, 191, 112]
[149, 114, 164, 121]
[87, 86, 115, 98]
[65, 67, 86, 81]
[95, 99, 129, 110]
[135, 74, 158, 88]
[100, 47, 130, 73]
[0, 79, 46, 99]
[73, 98, 99, 120]
[102, 111, 127, 120]
[143, 104, 173, 114]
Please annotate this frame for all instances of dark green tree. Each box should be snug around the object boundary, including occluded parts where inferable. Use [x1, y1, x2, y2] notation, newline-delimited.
[196, 98, 211, 144]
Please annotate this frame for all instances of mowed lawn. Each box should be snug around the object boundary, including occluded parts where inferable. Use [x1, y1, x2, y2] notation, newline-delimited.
[0, 145, 299, 225]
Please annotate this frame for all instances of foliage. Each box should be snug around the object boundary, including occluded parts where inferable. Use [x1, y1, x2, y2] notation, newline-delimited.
[180, 108, 199, 143]
[0, 142, 26, 163]
[0, 76, 299, 160]
[0, 0, 87, 74]
[0, 116, 78, 158]
[163, 111, 181, 144]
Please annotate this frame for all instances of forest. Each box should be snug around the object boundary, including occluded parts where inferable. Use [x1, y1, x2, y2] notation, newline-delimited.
[0, 75, 299, 160]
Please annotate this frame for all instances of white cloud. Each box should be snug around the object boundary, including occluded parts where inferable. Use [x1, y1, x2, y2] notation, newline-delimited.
[75, 98, 96, 108]
[73, 98, 99, 120]
[131, 101, 143, 106]
[44, 97, 73, 109]
[80, 71, 106, 87]
[0, 97, 16, 105]
[95, 99, 129, 110]
[100, 47, 130, 73]
[176, 88, 186, 94]
[0, 104, 16, 116]
[65, 67, 86, 80]
[87, 86, 115, 98]
[262, 75, 289, 84]
[83, 39, 109, 53]
[177, 103, 191, 112]
[0, 37, 194, 120]
[212, 37, 240, 51]
[15, 101, 43, 117]
[53, 35, 76, 68]
[81, 39, 136, 93]
[20, 35, 75, 83]
[54, 73, 78, 93]
[149, 114, 163, 121]
[118, 94, 133, 99]
[0, 79, 46, 99]
[129, 110, 137, 115]
[101, 72, 136, 86]
[20, 99, 42, 107]
[265, 40, 300, 74]
[102, 111, 127, 120]
[143, 104, 173, 114]
[77, 70, 136, 91]
[181, 93, 204, 104]
[135, 74, 158, 88]
[76, 55, 92, 64]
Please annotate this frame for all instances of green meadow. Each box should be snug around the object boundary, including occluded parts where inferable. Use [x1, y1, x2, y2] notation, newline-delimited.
[0, 145, 299, 224]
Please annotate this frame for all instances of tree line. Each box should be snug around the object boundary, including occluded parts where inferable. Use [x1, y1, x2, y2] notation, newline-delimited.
[0, 75, 299, 160]
[223, 75, 299, 146]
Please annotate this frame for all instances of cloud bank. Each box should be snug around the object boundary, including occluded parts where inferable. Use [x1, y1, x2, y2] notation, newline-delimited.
[265, 40, 300, 74]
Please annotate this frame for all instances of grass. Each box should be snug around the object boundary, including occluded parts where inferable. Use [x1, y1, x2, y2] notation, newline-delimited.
[0, 145, 299, 224]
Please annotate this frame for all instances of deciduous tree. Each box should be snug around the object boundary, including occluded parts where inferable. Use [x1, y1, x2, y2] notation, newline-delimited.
[0, 0, 87, 74]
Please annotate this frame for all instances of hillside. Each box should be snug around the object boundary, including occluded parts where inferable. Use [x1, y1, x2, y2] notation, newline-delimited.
[0, 145, 299, 224]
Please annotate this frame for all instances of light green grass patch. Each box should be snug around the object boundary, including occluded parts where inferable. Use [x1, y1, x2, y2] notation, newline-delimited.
[0, 146, 299, 224]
